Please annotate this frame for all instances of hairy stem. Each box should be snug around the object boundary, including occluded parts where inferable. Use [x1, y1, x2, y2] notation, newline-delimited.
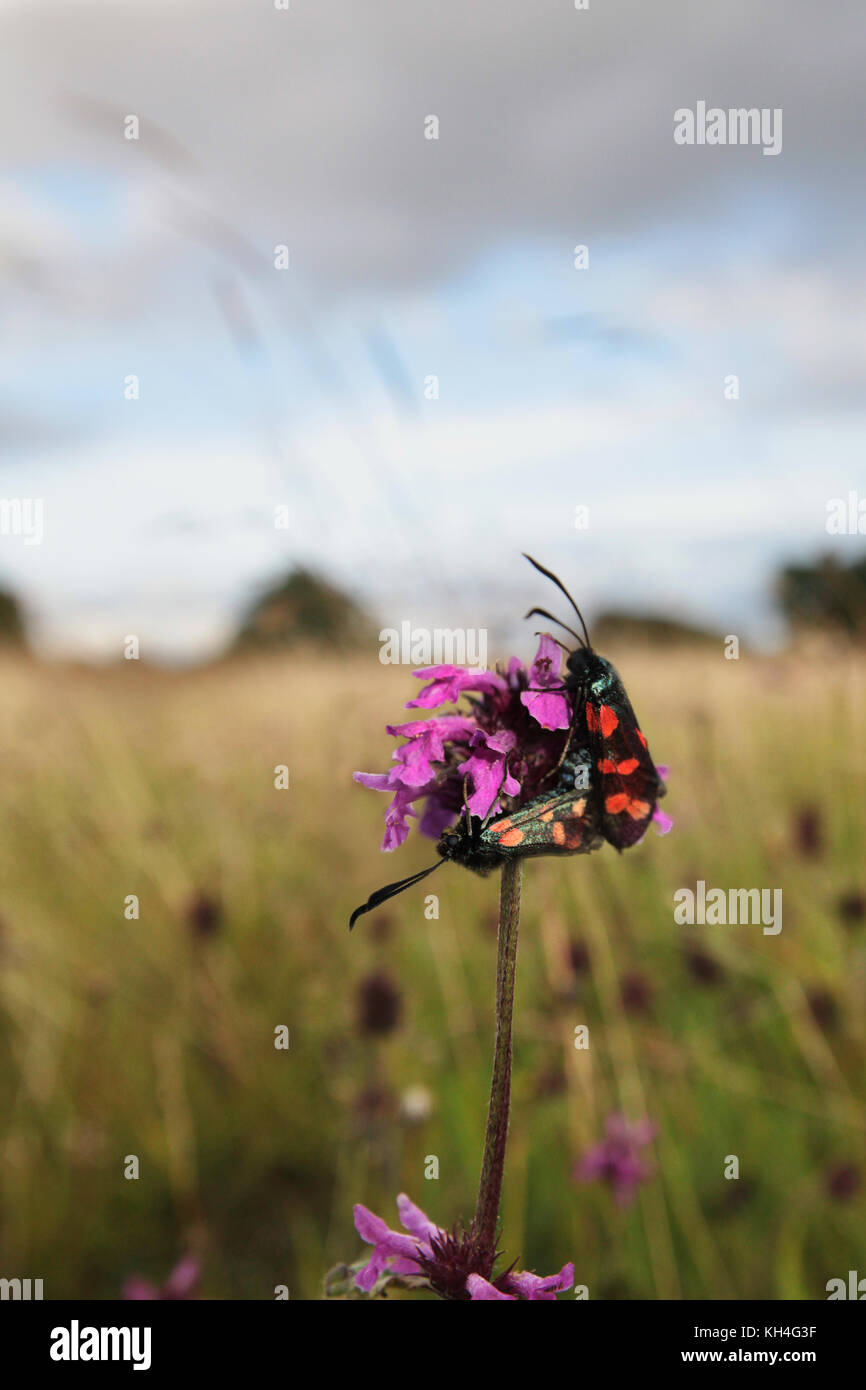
[472, 857, 522, 1266]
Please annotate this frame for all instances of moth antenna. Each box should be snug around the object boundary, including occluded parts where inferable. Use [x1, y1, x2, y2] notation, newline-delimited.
[534, 631, 571, 654]
[524, 606, 584, 646]
[349, 859, 446, 930]
[523, 554, 592, 649]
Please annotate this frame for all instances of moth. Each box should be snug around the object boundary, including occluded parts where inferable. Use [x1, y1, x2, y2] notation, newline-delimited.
[523, 554, 666, 850]
[349, 747, 602, 929]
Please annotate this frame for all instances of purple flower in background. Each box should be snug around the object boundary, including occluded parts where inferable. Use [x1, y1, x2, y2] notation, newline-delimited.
[123, 1256, 200, 1300]
[353, 1194, 573, 1301]
[576, 1114, 656, 1207]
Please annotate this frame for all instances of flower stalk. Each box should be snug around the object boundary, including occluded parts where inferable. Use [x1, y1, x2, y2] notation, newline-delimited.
[472, 857, 523, 1266]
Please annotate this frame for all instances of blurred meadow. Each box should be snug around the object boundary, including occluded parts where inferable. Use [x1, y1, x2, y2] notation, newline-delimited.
[0, 639, 863, 1300]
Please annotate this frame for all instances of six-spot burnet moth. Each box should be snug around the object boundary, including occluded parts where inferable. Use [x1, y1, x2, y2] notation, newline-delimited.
[522, 554, 667, 851]
[349, 556, 667, 929]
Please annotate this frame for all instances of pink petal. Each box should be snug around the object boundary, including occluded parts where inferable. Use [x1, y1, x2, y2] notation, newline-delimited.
[505, 1262, 575, 1299]
[466, 1273, 515, 1300]
[396, 1193, 440, 1243]
[653, 807, 674, 835]
[355, 1248, 391, 1292]
[353, 771, 394, 792]
[352, 1204, 424, 1264]
[457, 746, 507, 820]
[521, 689, 571, 730]
[406, 667, 507, 709]
[521, 634, 570, 730]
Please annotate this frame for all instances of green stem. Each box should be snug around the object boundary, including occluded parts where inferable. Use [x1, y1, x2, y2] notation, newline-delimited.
[472, 857, 522, 1266]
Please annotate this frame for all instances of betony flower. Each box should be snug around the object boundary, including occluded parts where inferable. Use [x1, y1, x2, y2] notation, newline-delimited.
[354, 641, 577, 851]
[405, 665, 508, 709]
[352, 1194, 574, 1301]
[575, 1114, 656, 1207]
[837, 890, 865, 924]
[185, 891, 222, 938]
[519, 633, 571, 731]
[467, 1266, 576, 1301]
[356, 969, 402, 1036]
[123, 1256, 200, 1300]
[825, 1162, 861, 1202]
[458, 728, 520, 818]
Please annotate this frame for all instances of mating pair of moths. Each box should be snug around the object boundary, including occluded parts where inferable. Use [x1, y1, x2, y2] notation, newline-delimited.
[350, 556, 667, 928]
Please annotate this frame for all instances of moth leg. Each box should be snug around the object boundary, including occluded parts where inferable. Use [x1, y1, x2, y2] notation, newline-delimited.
[540, 680, 587, 784]
[461, 776, 472, 831]
[543, 720, 576, 782]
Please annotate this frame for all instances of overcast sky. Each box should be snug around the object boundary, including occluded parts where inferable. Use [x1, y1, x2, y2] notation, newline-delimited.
[1, 0, 864, 660]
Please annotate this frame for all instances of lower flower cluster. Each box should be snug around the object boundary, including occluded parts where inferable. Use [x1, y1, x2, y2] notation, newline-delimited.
[354, 1194, 574, 1301]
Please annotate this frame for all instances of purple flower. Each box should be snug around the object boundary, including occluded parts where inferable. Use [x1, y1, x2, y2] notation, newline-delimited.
[405, 665, 508, 709]
[353, 1194, 574, 1301]
[123, 1256, 200, 1301]
[457, 728, 520, 820]
[653, 765, 674, 834]
[576, 1114, 656, 1207]
[386, 716, 478, 787]
[353, 1196, 434, 1291]
[653, 806, 674, 835]
[467, 1265, 575, 1301]
[520, 633, 570, 731]
[354, 642, 575, 851]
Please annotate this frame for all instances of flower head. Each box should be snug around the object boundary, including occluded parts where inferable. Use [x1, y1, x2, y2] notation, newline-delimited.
[352, 1194, 573, 1301]
[519, 633, 571, 731]
[356, 968, 402, 1036]
[355, 641, 575, 852]
[185, 891, 222, 938]
[825, 1162, 861, 1202]
[575, 1113, 656, 1207]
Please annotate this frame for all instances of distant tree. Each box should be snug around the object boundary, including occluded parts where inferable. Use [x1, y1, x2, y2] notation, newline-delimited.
[0, 588, 26, 646]
[777, 553, 866, 638]
[592, 611, 720, 648]
[232, 567, 372, 652]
